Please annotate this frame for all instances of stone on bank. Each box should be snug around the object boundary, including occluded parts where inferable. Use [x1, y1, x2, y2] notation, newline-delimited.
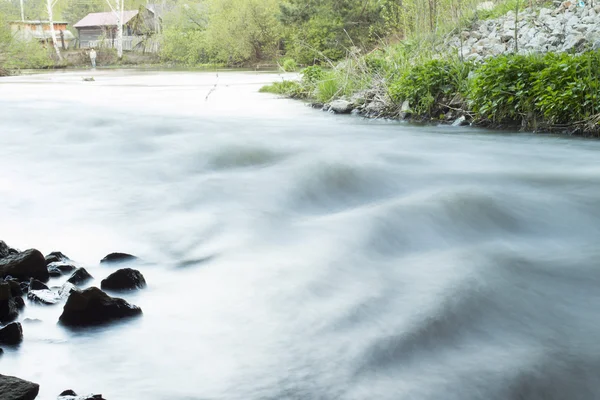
[0, 374, 39, 400]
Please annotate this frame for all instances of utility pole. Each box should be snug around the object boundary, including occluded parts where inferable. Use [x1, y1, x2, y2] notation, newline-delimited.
[46, 0, 63, 61]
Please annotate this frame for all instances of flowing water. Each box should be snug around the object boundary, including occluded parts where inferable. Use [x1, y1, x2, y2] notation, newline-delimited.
[1, 70, 600, 400]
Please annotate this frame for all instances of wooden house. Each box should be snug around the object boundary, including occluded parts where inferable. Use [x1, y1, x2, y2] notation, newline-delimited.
[9, 21, 76, 49]
[73, 8, 160, 51]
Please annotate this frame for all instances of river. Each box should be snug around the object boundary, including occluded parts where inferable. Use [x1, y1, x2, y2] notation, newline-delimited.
[1, 70, 600, 400]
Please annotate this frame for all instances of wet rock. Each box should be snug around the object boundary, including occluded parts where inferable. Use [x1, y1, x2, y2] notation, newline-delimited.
[45, 251, 70, 265]
[0, 348, 3, 355]
[0, 241, 10, 259]
[5, 278, 23, 297]
[0, 374, 39, 400]
[328, 99, 354, 114]
[58, 391, 106, 400]
[48, 262, 77, 274]
[0, 282, 20, 323]
[59, 282, 78, 299]
[100, 253, 138, 264]
[0, 322, 23, 345]
[23, 318, 42, 324]
[27, 289, 60, 305]
[452, 116, 470, 126]
[48, 267, 62, 278]
[0, 249, 49, 282]
[67, 268, 93, 286]
[29, 279, 49, 291]
[59, 286, 142, 327]
[101, 268, 146, 291]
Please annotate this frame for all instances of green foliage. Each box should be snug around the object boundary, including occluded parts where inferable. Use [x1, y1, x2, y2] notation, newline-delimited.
[468, 54, 546, 122]
[259, 80, 306, 97]
[533, 52, 600, 124]
[0, 14, 53, 70]
[281, 58, 297, 72]
[388, 58, 472, 114]
[301, 65, 324, 86]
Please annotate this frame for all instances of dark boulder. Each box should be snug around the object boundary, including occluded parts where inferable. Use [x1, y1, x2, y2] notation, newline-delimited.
[0, 348, 3, 355]
[48, 262, 77, 274]
[67, 268, 93, 286]
[29, 279, 48, 291]
[58, 390, 106, 400]
[48, 267, 63, 278]
[0, 282, 20, 323]
[0, 374, 39, 400]
[0, 241, 10, 259]
[5, 278, 23, 297]
[101, 268, 146, 291]
[19, 281, 29, 294]
[0, 249, 49, 282]
[59, 286, 142, 327]
[45, 251, 70, 265]
[100, 252, 138, 264]
[0, 322, 23, 345]
[27, 289, 60, 305]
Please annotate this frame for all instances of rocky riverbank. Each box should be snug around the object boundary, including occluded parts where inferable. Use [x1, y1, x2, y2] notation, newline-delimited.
[263, 1, 600, 136]
[0, 240, 147, 400]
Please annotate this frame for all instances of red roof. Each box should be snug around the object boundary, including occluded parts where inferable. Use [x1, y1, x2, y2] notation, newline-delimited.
[73, 10, 139, 28]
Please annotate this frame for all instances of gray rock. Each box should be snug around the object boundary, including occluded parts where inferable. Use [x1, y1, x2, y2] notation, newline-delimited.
[0, 282, 20, 324]
[100, 252, 138, 264]
[328, 100, 353, 114]
[0, 249, 48, 282]
[401, 100, 410, 113]
[562, 35, 586, 51]
[44, 251, 70, 265]
[0, 374, 39, 400]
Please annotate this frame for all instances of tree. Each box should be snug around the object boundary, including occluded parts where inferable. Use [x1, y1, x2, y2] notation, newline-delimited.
[46, 0, 62, 60]
[104, 0, 124, 58]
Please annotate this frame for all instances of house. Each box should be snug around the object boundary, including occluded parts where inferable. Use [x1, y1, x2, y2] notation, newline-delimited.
[73, 8, 160, 52]
[9, 21, 76, 49]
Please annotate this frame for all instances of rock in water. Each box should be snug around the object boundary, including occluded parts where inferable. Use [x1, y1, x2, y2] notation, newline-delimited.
[67, 268, 93, 286]
[0, 374, 40, 400]
[27, 289, 60, 305]
[0, 322, 23, 345]
[0, 249, 48, 282]
[0, 241, 10, 259]
[29, 279, 48, 291]
[58, 390, 106, 400]
[0, 282, 20, 323]
[101, 268, 146, 291]
[45, 251, 70, 265]
[100, 253, 138, 264]
[59, 287, 142, 327]
[328, 100, 353, 114]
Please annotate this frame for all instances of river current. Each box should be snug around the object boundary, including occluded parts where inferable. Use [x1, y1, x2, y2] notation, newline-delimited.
[1, 70, 600, 400]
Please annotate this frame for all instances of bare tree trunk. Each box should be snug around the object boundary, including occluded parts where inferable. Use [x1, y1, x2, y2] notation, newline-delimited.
[20, 0, 25, 21]
[514, 0, 519, 53]
[46, 0, 62, 61]
[117, 0, 124, 58]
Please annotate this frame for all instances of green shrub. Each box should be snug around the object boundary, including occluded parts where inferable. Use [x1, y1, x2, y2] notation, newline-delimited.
[533, 52, 600, 124]
[388, 58, 471, 114]
[468, 54, 545, 123]
[301, 65, 325, 86]
[315, 72, 340, 102]
[259, 80, 306, 98]
[281, 58, 298, 72]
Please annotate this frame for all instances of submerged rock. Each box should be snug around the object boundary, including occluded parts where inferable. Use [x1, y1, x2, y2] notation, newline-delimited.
[48, 267, 63, 278]
[0, 374, 39, 400]
[0, 282, 21, 323]
[67, 268, 93, 286]
[27, 289, 60, 305]
[58, 390, 106, 400]
[59, 287, 142, 327]
[48, 262, 77, 274]
[101, 268, 146, 291]
[45, 251, 70, 265]
[0, 249, 49, 282]
[5, 278, 23, 297]
[29, 279, 49, 291]
[100, 253, 138, 264]
[0, 322, 23, 345]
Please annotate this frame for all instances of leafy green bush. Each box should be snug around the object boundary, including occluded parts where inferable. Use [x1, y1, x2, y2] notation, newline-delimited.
[533, 52, 600, 124]
[468, 54, 545, 122]
[315, 72, 340, 102]
[281, 58, 298, 72]
[388, 58, 471, 114]
[301, 65, 325, 86]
